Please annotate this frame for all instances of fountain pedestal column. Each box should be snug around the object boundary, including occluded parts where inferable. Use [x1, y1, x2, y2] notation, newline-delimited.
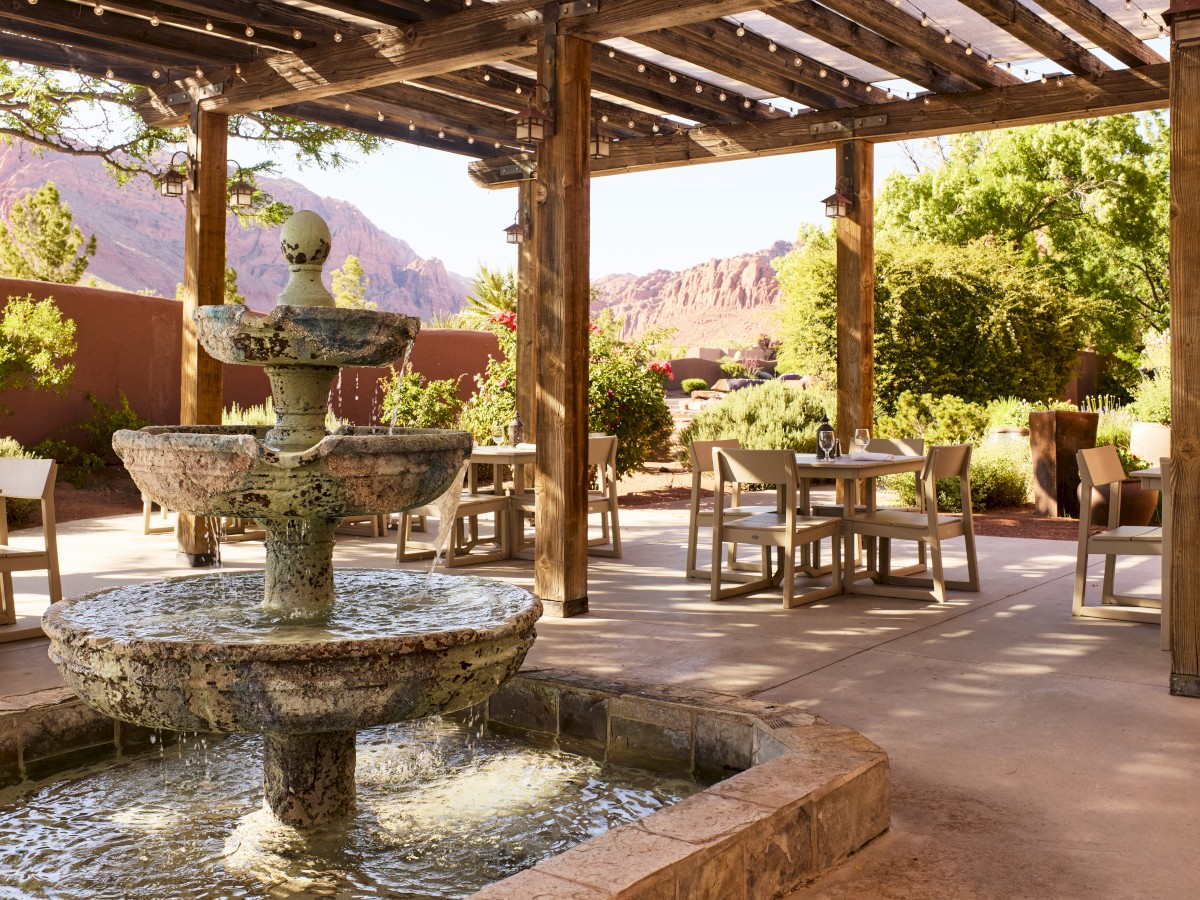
[262, 517, 339, 615]
[264, 730, 357, 827]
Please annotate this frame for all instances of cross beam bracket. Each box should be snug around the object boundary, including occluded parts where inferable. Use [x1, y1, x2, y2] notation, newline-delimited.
[809, 114, 888, 137]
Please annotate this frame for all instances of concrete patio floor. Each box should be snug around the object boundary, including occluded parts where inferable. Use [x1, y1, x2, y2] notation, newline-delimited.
[1, 507, 1196, 898]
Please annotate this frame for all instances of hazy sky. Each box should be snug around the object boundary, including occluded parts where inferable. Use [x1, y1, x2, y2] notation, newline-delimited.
[235, 136, 918, 280]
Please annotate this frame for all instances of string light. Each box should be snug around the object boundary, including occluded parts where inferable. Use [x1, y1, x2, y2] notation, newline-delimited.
[841, 76, 850, 87]
[607, 49, 616, 58]
[923, 96, 931, 105]
[494, 142, 501, 149]
[719, 91, 727, 101]
[986, 55, 994, 67]
[637, 63, 646, 73]
[515, 85, 522, 94]
[152, 67, 160, 78]
[668, 73, 677, 83]
[743, 98, 752, 108]
[437, 129, 445, 138]
[93, 2, 103, 15]
[920, 12, 929, 26]
[652, 124, 660, 132]
[105, 67, 114, 78]
[204, 19, 214, 31]
[234, 63, 241, 75]
[885, 88, 894, 99]
[943, 31, 953, 43]
[793, 57, 803, 66]
[1057, 76, 1065, 86]
[483, 72, 491, 81]
[768, 41, 777, 52]
[293, 28, 302, 39]
[736, 23, 746, 37]
[601, 114, 608, 122]
[27, 0, 35, 5]
[965, 44, 973, 55]
[150, 13, 159, 25]
[334, 31, 343, 42]
[865, 84, 873, 92]
[245, 25, 254, 37]
[467, 136, 475, 144]
[195, 66, 203, 78]
[818, 67, 827, 78]
[378, 111, 385, 121]
[695, 83, 703, 93]
[344, 101, 350, 110]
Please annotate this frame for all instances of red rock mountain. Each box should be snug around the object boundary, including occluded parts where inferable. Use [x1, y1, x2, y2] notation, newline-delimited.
[0, 142, 470, 317]
[592, 240, 791, 347]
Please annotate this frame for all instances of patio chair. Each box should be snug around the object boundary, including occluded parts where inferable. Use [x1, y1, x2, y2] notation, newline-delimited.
[0, 458, 62, 625]
[142, 492, 174, 535]
[843, 444, 979, 603]
[710, 447, 842, 608]
[685, 438, 765, 580]
[512, 434, 623, 558]
[1072, 445, 1163, 623]
[397, 465, 510, 567]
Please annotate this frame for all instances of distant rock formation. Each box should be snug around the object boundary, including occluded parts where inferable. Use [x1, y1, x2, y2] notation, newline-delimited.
[0, 141, 471, 317]
[592, 240, 791, 346]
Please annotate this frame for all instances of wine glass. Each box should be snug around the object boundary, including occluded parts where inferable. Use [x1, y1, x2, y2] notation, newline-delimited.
[818, 430, 835, 460]
[853, 428, 870, 455]
[491, 425, 506, 445]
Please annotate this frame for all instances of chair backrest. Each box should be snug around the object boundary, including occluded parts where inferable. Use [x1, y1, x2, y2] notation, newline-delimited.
[690, 438, 741, 475]
[1077, 445, 1126, 489]
[0, 458, 55, 500]
[588, 434, 617, 469]
[868, 437, 924, 456]
[713, 448, 796, 489]
[919, 444, 973, 516]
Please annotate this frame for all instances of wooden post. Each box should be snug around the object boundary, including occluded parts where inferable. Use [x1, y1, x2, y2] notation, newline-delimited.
[177, 107, 228, 566]
[533, 25, 590, 617]
[516, 178, 538, 437]
[1168, 5, 1200, 697]
[835, 140, 874, 495]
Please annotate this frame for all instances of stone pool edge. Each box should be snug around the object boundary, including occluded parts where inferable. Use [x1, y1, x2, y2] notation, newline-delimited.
[471, 667, 891, 900]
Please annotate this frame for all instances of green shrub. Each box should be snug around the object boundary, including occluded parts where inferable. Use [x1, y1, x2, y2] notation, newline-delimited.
[677, 382, 835, 459]
[379, 368, 462, 429]
[0, 294, 77, 412]
[881, 441, 1031, 513]
[460, 310, 675, 478]
[0, 436, 38, 526]
[680, 378, 708, 394]
[775, 234, 1080, 411]
[985, 396, 1030, 430]
[876, 391, 989, 446]
[223, 400, 274, 426]
[33, 391, 148, 487]
[718, 357, 750, 379]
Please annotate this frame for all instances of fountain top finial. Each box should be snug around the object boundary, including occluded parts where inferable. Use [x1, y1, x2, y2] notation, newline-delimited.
[277, 210, 335, 308]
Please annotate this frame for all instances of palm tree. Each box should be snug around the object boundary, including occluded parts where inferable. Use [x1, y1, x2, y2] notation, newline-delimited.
[460, 265, 517, 327]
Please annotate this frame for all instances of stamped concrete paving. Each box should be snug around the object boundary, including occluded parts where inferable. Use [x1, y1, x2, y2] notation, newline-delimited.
[1, 508, 1196, 898]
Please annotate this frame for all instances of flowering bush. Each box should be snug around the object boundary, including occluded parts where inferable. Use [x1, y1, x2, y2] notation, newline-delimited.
[460, 310, 674, 478]
[378, 367, 462, 429]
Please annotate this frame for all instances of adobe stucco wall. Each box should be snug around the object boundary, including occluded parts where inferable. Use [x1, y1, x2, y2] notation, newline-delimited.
[0, 279, 497, 447]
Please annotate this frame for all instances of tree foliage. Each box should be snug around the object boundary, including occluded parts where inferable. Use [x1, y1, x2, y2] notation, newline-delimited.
[877, 115, 1168, 376]
[0, 294, 76, 405]
[224, 267, 245, 305]
[0, 63, 385, 224]
[775, 235, 1080, 411]
[330, 255, 376, 310]
[0, 182, 95, 283]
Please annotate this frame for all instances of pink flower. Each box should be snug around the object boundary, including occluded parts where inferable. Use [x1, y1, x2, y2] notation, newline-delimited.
[648, 360, 674, 379]
[498, 378, 509, 389]
[589, 322, 604, 335]
[491, 311, 517, 331]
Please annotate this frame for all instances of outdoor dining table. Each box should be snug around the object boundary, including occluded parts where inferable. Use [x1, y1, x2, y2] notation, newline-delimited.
[793, 451, 927, 585]
[1132, 463, 1171, 650]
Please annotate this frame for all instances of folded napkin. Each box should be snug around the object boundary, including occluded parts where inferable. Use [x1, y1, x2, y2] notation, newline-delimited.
[847, 451, 898, 461]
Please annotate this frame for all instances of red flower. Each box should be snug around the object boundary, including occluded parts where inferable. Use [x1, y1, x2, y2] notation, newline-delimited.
[491, 311, 517, 331]
[589, 322, 604, 335]
[648, 360, 674, 379]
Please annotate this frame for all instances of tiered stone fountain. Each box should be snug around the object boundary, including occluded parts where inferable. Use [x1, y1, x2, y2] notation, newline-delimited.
[43, 211, 540, 829]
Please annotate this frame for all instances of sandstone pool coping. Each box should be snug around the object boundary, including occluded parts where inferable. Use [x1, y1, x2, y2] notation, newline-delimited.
[471, 667, 891, 900]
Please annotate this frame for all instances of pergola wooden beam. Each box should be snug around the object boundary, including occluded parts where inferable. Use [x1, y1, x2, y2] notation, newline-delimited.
[469, 63, 1169, 186]
[134, 1, 787, 126]
[815, 0, 1022, 88]
[281, 99, 502, 156]
[767, 2, 976, 95]
[1037, 0, 1166, 68]
[956, 0, 1109, 77]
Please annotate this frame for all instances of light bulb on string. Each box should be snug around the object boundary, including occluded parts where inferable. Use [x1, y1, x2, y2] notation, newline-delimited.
[920, 12, 929, 26]
[293, 28, 302, 39]
[923, 96, 931, 105]
[515, 85, 522, 94]
[652, 124, 660, 132]
[965, 44, 973, 55]
[736, 23, 746, 37]
[668, 73, 677, 83]
[1041, 73, 1048, 83]
[695, 83, 703, 93]
[601, 114, 608, 122]
[152, 67, 160, 78]
[768, 41, 777, 52]
[607, 48, 615, 58]
[794, 57, 803, 66]
[377, 111, 384, 121]
[637, 63, 646, 73]
[195, 66, 203, 78]
[467, 136, 475, 144]
[150, 14, 159, 25]
[334, 31, 343, 42]
[943, 31, 953, 43]
[865, 84, 873, 93]
[719, 91, 727, 101]
[94, 3, 103, 15]
[483, 72, 491, 81]
[841, 76, 849, 87]
[245, 25, 254, 37]
[743, 98, 752, 108]
[819, 67, 827, 78]
[234, 63, 241, 75]
[437, 130, 445, 138]
[205, 19, 213, 31]
[105, 67, 114, 78]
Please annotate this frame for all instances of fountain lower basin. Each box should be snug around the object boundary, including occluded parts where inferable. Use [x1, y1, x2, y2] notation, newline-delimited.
[43, 571, 540, 735]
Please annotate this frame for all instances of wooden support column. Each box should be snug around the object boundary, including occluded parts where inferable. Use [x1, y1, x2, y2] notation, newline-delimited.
[1168, 4, 1200, 697]
[533, 25, 591, 617]
[515, 178, 538, 437]
[835, 140, 875, 462]
[177, 107, 228, 566]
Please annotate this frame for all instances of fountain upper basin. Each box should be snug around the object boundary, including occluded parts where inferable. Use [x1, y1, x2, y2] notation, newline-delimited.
[43, 570, 541, 735]
[194, 304, 420, 368]
[112, 425, 471, 518]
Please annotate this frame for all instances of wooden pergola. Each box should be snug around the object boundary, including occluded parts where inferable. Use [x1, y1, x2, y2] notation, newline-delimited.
[3, 0, 1197, 695]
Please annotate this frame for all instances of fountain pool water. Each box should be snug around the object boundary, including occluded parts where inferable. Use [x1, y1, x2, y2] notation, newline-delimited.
[43, 210, 540, 830]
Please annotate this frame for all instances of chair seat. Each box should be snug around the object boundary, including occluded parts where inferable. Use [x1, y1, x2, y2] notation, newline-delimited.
[851, 510, 961, 530]
[724, 511, 840, 534]
[1088, 525, 1162, 545]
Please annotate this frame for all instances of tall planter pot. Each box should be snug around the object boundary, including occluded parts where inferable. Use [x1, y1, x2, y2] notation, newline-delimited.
[1029, 410, 1099, 518]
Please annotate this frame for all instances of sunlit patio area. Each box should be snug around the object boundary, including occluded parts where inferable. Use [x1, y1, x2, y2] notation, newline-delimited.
[3, 505, 1195, 897]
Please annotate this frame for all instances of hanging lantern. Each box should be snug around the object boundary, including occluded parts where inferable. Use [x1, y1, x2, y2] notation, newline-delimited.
[504, 219, 528, 244]
[513, 102, 550, 142]
[589, 124, 614, 159]
[158, 150, 190, 198]
[226, 160, 255, 208]
[822, 191, 853, 218]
